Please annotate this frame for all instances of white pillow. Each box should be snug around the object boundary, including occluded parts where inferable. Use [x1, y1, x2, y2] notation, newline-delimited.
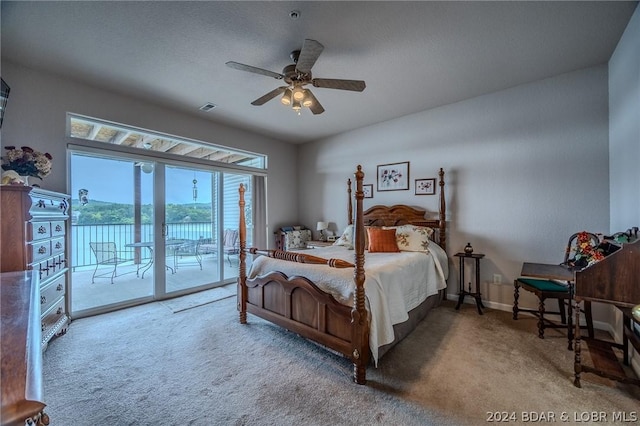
[333, 224, 370, 249]
[386, 224, 434, 252]
[333, 225, 354, 249]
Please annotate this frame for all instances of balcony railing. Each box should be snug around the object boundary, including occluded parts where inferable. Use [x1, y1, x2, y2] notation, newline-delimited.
[72, 222, 221, 269]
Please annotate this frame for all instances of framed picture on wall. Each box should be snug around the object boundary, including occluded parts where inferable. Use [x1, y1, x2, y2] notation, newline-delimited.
[377, 161, 409, 191]
[415, 178, 436, 195]
[363, 184, 373, 198]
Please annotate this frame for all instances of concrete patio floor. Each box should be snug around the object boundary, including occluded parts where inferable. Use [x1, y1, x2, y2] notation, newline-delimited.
[70, 253, 245, 313]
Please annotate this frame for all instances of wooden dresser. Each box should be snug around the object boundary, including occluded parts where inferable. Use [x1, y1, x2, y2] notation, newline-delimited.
[0, 270, 49, 425]
[0, 185, 70, 349]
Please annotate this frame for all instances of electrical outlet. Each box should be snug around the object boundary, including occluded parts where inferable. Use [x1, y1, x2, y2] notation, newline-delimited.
[493, 273, 502, 285]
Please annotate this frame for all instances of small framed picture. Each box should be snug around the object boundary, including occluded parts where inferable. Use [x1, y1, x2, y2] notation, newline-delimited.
[415, 178, 436, 195]
[377, 161, 409, 191]
[363, 184, 373, 199]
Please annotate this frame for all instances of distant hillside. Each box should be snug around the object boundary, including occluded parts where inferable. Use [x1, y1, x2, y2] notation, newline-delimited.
[71, 200, 212, 225]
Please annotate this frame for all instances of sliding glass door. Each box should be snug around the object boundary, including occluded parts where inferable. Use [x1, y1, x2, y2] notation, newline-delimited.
[70, 153, 155, 313]
[70, 151, 253, 316]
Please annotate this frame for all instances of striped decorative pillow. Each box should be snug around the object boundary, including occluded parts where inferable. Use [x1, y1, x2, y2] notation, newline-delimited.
[367, 227, 400, 253]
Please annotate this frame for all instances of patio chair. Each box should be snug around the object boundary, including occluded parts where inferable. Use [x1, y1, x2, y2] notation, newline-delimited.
[222, 229, 240, 266]
[89, 242, 130, 284]
[172, 239, 202, 271]
[195, 230, 240, 266]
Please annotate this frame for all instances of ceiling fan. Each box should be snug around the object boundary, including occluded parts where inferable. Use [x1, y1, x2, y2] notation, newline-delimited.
[226, 39, 366, 115]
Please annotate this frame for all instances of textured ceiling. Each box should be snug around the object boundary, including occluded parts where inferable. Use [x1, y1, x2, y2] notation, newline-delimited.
[1, 1, 637, 143]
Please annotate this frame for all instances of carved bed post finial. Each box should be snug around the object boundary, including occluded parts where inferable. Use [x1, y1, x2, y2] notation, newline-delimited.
[347, 178, 353, 226]
[238, 183, 248, 324]
[352, 165, 368, 384]
[438, 168, 446, 252]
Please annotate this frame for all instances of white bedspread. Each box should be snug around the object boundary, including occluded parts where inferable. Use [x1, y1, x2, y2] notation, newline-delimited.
[247, 244, 448, 364]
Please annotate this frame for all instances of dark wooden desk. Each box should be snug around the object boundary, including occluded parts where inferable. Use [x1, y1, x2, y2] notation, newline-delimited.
[573, 240, 640, 388]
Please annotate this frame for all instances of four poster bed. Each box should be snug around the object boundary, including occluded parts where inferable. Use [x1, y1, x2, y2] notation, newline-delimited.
[237, 166, 447, 384]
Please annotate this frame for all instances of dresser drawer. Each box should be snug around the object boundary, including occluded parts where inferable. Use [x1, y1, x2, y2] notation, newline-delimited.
[30, 240, 51, 263]
[29, 221, 52, 241]
[32, 256, 65, 282]
[51, 237, 65, 257]
[41, 298, 67, 345]
[30, 193, 68, 218]
[40, 274, 65, 314]
[50, 220, 65, 237]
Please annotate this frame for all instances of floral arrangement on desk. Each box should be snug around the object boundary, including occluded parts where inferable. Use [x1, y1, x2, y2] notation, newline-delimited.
[1, 145, 52, 180]
[568, 231, 605, 269]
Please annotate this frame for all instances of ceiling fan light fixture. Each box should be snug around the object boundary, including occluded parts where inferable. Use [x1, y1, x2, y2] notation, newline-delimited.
[292, 86, 305, 102]
[302, 90, 313, 107]
[280, 88, 293, 105]
[292, 99, 302, 115]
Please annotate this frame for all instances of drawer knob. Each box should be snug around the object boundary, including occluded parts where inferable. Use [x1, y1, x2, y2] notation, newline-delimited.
[41, 296, 47, 304]
[55, 242, 62, 249]
[55, 224, 62, 232]
[41, 323, 46, 332]
[56, 307, 63, 315]
[56, 283, 63, 291]
[38, 225, 47, 234]
[38, 246, 47, 254]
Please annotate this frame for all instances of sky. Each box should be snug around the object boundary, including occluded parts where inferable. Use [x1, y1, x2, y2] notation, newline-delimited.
[71, 155, 213, 205]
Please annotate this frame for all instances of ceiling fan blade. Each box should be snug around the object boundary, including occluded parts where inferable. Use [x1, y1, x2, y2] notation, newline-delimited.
[226, 61, 284, 80]
[251, 86, 288, 106]
[295, 39, 324, 74]
[312, 78, 366, 92]
[305, 91, 325, 115]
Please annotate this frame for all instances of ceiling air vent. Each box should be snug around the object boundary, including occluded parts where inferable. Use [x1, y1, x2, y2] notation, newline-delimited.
[199, 102, 217, 112]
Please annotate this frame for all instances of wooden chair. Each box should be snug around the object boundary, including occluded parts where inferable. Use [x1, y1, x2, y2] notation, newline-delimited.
[513, 232, 597, 341]
[89, 242, 130, 284]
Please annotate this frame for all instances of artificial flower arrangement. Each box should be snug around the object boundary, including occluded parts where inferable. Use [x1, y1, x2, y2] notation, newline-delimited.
[1, 145, 52, 179]
[568, 231, 605, 269]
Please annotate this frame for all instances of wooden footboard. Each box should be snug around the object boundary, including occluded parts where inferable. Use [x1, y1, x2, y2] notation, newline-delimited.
[243, 271, 367, 361]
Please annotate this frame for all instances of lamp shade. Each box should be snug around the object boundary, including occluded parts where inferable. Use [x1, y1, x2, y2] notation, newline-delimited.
[316, 221, 329, 231]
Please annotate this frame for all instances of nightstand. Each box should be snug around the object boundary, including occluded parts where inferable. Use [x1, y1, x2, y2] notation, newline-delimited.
[454, 252, 485, 315]
[307, 240, 334, 248]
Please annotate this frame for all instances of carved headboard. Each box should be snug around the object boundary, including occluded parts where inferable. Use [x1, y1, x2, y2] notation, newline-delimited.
[346, 168, 446, 251]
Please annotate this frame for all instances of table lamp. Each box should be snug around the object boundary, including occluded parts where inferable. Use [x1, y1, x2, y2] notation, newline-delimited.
[316, 221, 329, 241]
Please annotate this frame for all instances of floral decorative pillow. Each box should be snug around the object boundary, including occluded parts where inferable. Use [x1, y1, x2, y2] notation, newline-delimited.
[333, 225, 369, 249]
[386, 225, 434, 252]
[285, 229, 311, 249]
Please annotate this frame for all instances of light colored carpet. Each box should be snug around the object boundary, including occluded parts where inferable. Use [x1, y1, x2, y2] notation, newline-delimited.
[42, 298, 639, 425]
[159, 286, 235, 313]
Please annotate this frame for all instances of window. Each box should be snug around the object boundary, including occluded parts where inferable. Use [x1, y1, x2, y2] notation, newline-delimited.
[68, 114, 266, 169]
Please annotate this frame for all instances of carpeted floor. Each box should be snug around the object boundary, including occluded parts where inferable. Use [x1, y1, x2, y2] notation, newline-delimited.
[42, 297, 639, 425]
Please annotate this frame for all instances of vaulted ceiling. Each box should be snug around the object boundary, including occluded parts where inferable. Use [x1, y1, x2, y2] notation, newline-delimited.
[1, 1, 637, 143]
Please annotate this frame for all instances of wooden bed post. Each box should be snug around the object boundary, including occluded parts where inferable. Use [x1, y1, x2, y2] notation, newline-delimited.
[347, 178, 353, 226]
[438, 168, 446, 252]
[351, 165, 369, 384]
[238, 183, 248, 324]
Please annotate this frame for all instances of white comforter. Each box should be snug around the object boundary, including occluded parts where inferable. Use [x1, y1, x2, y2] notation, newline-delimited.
[247, 244, 449, 364]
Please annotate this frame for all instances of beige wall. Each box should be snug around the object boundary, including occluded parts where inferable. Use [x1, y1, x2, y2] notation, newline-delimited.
[298, 65, 611, 317]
